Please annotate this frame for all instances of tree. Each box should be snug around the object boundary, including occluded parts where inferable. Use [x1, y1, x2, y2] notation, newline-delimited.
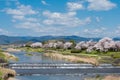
[25, 41, 33, 47]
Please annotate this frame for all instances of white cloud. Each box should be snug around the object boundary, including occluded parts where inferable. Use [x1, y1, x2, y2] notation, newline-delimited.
[87, 0, 116, 11]
[84, 28, 106, 34]
[41, 0, 49, 5]
[96, 17, 101, 22]
[43, 11, 91, 27]
[115, 26, 120, 36]
[74, 27, 120, 38]
[5, 5, 64, 34]
[4, 4, 38, 21]
[82, 27, 107, 37]
[5, 5, 37, 16]
[16, 22, 40, 29]
[4, 4, 41, 32]
[84, 29, 89, 33]
[4, 0, 20, 6]
[13, 15, 24, 20]
[67, 2, 84, 11]
[0, 28, 9, 35]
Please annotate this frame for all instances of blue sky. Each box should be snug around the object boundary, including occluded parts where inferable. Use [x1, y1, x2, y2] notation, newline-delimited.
[0, 0, 120, 38]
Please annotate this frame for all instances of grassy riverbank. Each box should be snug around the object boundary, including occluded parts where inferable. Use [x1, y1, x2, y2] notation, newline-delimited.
[19, 47, 44, 53]
[0, 51, 18, 62]
[0, 67, 16, 80]
[6, 48, 21, 52]
[0, 49, 17, 80]
[18, 47, 120, 66]
[44, 52, 99, 65]
[85, 75, 120, 80]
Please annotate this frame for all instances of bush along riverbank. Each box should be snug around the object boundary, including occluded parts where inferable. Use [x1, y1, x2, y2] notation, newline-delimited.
[0, 49, 17, 80]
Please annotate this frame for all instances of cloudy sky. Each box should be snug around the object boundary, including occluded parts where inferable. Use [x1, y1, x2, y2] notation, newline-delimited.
[0, 0, 120, 37]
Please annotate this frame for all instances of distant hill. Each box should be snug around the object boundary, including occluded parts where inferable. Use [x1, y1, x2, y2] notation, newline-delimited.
[0, 35, 102, 44]
[113, 37, 120, 41]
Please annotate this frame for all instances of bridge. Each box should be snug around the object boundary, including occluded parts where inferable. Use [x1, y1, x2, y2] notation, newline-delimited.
[9, 63, 120, 75]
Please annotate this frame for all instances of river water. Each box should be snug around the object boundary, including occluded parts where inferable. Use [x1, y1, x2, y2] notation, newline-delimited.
[10, 51, 72, 64]
[9, 51, 117, 80]
[10, 51, 86, 80]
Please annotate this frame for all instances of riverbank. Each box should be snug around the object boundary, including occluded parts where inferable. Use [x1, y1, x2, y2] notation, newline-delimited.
[2, 52, 18, 61]
[17, 47, 120, 66]
[6, 48, 21, 52]
[8, 47, 120, 80]
[44, 51, 99, 65]
[85, 75, 120, 80]
[0, 67, 16, 80]
[8, 78, 17, 80]
[0, 49, 17, 80]
[18, 47, 99, 65]
[18, 47, 44, 53]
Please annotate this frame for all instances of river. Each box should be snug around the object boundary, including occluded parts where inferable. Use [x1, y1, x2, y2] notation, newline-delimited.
[10, 51, 85, 80]
[9, 51, 119, 80]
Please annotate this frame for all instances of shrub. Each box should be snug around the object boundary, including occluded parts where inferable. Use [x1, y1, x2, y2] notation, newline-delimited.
[111, 53, 120, 59]
[71, 49, 81, 53]
[112, 58, 120, 66]
[90, 50, 99, 54]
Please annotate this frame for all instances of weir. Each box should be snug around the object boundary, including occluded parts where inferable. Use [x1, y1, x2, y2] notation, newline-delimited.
[9, 63, 120, 75]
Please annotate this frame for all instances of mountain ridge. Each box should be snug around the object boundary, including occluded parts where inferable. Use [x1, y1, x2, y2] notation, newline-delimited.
[0, 35, 119, 44]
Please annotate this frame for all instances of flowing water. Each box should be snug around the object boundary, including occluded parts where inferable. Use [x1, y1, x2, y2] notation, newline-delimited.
[10, 51, 85, 80]
[10, 51, 71, 64]
[9, 51, 118, 80]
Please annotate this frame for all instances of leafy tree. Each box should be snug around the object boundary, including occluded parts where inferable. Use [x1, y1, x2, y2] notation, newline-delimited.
[25, 41, 33, 47]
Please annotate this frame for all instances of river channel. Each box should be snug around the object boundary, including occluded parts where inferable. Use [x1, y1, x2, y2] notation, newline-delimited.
[9, 51, 119, 80]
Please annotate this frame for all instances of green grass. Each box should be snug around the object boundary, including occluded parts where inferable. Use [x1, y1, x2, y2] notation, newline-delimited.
[0, 66, 3, 80]
[0, 52, 5, 58]
[19, 47, 45, 53]
[71, 49, 81, 53]
[0, 52, 6, 62]
[0, 71, 3, 80]
[0, 48, 16, 80]
[54, 49, 120, 65]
